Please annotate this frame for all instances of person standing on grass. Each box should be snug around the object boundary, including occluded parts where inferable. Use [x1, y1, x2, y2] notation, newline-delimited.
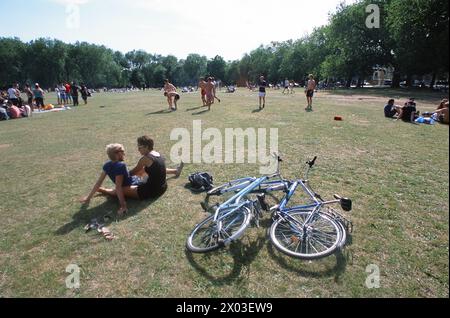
[305, 74, 317, 111]
[198, 77, 207, 106]
[211, 77, 221, 104]
[25, 84, 34, 110]
[7, 84, 19, 106]
[59, 83, 67, 105]
[33, 83, 45, 111]
[81, 84, 89, 105]
[258, 75, 267, 110]
[71, 82, 81, 106]
[205, 77, 215, 111]
[164, 79, 178, 111]
[65, 82, 72, 104]
[282, 78, 290, 94]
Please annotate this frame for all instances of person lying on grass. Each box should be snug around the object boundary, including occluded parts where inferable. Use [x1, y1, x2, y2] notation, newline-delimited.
[81, 138, 184, 216]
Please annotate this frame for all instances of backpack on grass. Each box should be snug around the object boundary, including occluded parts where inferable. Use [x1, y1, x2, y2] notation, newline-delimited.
[188, 172, 214, 193]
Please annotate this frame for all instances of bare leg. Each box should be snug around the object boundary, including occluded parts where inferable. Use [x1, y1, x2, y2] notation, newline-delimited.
[166, 162, 184, 178]
[98, 187, 117, 197]
[122, 186, 141, 200]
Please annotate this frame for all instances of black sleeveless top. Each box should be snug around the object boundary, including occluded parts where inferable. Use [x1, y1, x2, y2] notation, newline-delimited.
[144, 154, 167, 191]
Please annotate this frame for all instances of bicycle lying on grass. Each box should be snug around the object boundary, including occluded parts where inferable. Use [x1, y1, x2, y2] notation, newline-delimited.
[186, 156, 353, 260]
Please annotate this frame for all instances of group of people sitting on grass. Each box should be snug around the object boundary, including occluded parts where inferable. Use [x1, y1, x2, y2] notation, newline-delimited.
[0, 81, 90, 113]
[80, 136, 184, 216]
[0, 92, 32, 120]
[384, 98, 449, 124]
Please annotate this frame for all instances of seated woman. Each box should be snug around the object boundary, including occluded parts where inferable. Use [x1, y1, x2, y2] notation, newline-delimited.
[87, 136, 183, 215]
[434, 101, 449, 124]
[437, 99, 449, 110]
[80, 144, 139, 216]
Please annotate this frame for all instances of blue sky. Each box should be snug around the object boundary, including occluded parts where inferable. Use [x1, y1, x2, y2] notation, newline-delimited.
[1, 0, 357, 61]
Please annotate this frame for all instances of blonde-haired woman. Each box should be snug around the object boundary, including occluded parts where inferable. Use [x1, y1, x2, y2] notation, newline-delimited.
[80, 144, 138, 216]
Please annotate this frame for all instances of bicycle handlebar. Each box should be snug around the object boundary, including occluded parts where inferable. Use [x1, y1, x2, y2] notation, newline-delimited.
[307, 156, 317, 168]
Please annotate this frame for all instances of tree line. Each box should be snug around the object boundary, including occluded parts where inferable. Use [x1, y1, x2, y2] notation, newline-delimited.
[0, 0, 448, 89]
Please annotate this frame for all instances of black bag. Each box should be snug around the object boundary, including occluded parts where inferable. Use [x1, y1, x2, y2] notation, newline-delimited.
[188, 172, 214, 192]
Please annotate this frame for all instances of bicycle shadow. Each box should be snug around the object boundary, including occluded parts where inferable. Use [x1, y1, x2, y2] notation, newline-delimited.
[266, 240, 351, 283]
[55, 195, 162, 236]
[185, 235, 266, 286]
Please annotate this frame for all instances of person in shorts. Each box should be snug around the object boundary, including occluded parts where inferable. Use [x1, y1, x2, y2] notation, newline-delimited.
[198, 77, 207, 106]
[258, 75, 267, 110]
[305, 74, 317, 111]
[33, 83, 45, 111]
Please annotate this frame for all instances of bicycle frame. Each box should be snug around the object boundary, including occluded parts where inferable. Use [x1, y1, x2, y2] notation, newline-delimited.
[213, 174, 279, 223]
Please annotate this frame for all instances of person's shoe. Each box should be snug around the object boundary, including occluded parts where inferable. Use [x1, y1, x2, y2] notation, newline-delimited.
[175, 162, 184, 178]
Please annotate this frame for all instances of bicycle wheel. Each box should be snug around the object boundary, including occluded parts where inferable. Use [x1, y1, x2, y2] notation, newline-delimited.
[186, 206, 252, 253]
[269, 210, 342, 260]
[207, 178, 254, 196]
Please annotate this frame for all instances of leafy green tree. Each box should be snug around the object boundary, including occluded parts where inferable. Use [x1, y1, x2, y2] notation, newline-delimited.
[0, 37, 27, 87]
[224, 60, 240, 85]
[162, 55, 178, 81]
[207, 55, 226, 80]
[183, 54, 207, 85]
[387, 0, 449, 87]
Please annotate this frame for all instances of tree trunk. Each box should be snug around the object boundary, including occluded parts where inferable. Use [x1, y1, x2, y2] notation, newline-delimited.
[406, 74, 413, 87]
[357, 77, 363, 88]
[392, 71, 401, 88]
[346, 77, 352, 88]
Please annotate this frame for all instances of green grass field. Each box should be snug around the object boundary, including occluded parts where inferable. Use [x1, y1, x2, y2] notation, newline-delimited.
[0, 88, 448, 298]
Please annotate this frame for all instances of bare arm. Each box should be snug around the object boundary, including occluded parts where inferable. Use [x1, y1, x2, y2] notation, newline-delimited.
[129, 157, 153, 177]
[80, 172, 107, 204]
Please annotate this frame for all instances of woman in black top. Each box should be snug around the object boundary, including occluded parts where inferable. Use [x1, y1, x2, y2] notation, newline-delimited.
[258, 75, 267, 110]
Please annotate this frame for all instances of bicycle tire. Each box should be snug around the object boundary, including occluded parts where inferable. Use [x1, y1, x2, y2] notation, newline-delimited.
[269, 210, 343, 260]
[186, 206, 252, 253]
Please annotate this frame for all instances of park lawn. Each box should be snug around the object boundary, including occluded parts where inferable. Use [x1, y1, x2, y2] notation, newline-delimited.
[0, 87, 448, 298]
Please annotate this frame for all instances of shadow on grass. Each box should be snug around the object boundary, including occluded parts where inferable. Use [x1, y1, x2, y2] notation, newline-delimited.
[252, 108, 263, 113]
[185, 235, 266, 286]
[186, 106, 206, 112]
[266, 240, 350, 282]
[146, 109, 173, 115]
[192, 109, 210, 116]
[55, 195, 162, 236]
